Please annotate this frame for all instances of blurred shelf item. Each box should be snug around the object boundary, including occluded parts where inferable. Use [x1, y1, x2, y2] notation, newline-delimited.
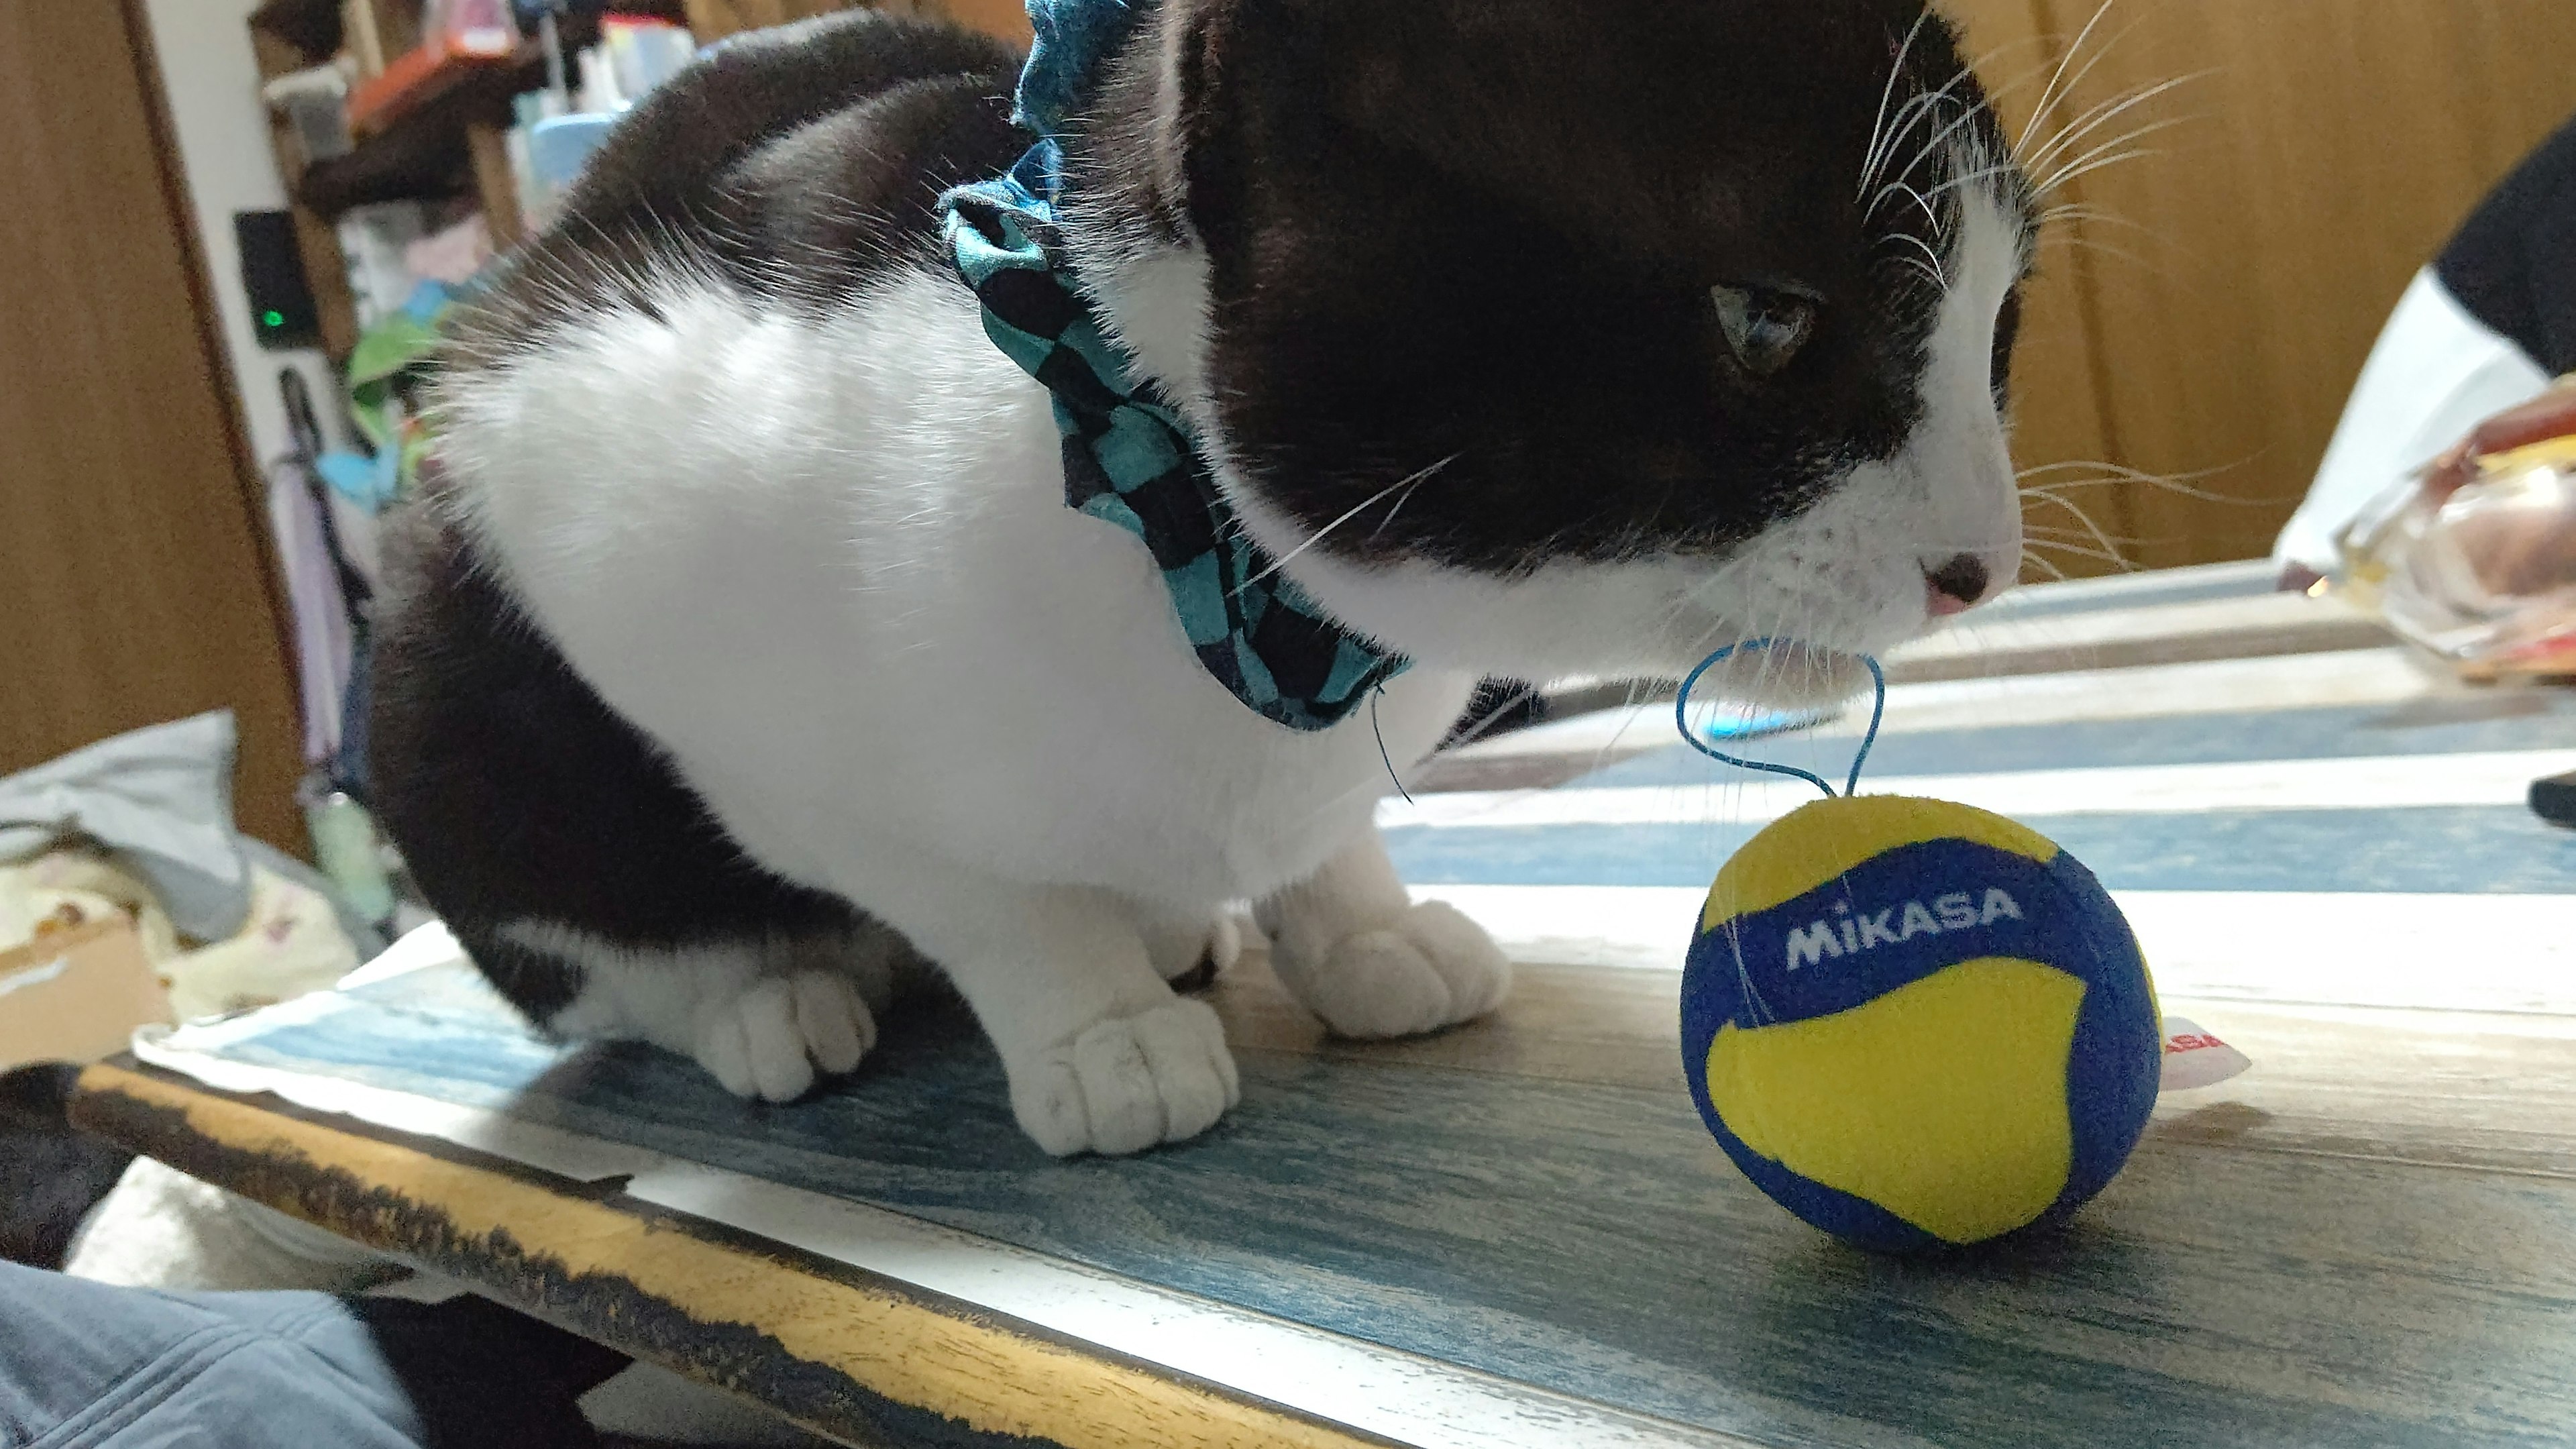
[346, 25, 517, 135]
[246, 0, 992, 358]
[297, 43, 543, 217]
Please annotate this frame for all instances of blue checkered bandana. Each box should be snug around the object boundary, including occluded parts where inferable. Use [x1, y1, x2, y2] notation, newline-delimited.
[1014, 0, 1138, 138]
[941, 140, 1411, 732]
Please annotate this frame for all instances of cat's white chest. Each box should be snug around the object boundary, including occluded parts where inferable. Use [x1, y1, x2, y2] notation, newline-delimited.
[437, 266, 1472, 911]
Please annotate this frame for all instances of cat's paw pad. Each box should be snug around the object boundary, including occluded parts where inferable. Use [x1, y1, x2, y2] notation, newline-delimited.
[694, 971, 877, 1103]
[1291, 901, 1512, 1040]
[1010, 998, 1241, 1157]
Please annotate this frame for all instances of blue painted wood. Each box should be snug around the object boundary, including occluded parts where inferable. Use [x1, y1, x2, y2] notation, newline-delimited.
[1384, 806, 2576, 894]
[186, 646, 2575, 1444]
[187, 975, 2576, 1448]
[1580, 695, 2576, 792]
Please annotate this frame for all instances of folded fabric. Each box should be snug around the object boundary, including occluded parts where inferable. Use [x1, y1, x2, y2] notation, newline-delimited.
[0, 714, 252, 943]
[1017, 0, 1141, 136]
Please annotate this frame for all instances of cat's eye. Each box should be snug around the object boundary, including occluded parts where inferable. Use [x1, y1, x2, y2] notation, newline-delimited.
[1711, 284, 1816, 377]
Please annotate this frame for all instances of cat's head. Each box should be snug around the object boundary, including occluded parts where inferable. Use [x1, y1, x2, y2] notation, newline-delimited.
[1065, 0, 2031, 699]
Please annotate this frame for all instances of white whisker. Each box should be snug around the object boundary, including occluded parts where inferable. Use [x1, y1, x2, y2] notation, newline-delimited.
[2023, 536, 2139, 568]
[2019, 72, 2212, 180]
[1865, 71, 1984, 208]
[2022, 458, 2269, 507]
[1922, 159, 2039, 204]
[2019, 548, 2074, 582]
[2031, 229, 2167, 279]
[1366, 452, 1461, 543]
[1870, 177, 1950, 235]
[2034, 144, 2174, 200]
[1882, 226, 1952, 276]
[1859, 10, 1939, 203]
[2017, 0, 2141, 163]
[1236, 456, 1458, 594]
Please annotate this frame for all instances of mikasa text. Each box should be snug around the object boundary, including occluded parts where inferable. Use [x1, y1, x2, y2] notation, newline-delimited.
[1783, 889, 2025, 971]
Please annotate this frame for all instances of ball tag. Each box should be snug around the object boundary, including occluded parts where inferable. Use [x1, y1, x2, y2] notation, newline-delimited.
[2159, 1017, 2253, 1091]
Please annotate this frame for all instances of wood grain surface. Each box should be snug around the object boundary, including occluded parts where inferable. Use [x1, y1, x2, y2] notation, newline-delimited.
[0, 0, 304, 847]
[74, 1062, 1417, 1449]
[1945, 0, 2576, 573]
[89, 917, 2576, 1447]
[64, 602, 2576, 1446]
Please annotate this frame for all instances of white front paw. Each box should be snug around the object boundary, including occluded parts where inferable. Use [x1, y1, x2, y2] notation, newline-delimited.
[693, 971, 878, 1103]
[1285, 901, 1511, 1040]
[1009, 999, 1241, 1157]
[1141, 912, 1244, 989]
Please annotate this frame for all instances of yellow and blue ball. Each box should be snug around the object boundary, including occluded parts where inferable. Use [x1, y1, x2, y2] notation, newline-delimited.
[1680, 795, 2160, 1252]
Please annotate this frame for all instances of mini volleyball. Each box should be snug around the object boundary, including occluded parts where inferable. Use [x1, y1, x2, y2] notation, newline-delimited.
[1678, 794, 2162, 1252]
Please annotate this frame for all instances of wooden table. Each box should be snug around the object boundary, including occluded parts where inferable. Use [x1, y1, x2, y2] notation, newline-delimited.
[72, 562, 2576, 1448]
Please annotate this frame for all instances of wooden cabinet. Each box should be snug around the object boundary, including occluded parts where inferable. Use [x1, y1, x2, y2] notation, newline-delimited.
[932, 0, 1030, 43]
[682, 0, 1028, 42]
[0, 1, 305, 849]
[1947, 0, 2576, 576]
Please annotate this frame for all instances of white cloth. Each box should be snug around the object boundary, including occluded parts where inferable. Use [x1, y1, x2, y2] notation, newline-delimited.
[2274, 268, 2554, 577]
[0, 714, 252, 941]
[0, 712, 385, 962]
[64, 1157, 392, 1293]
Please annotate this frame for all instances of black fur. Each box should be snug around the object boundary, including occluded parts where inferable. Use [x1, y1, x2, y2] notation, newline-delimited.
[384, 3, 2029, 1026]
[445, 12, 1023, 366]
[1072, 0, 2029, 573]
[0, 1064, 134, 1270]
[384, 15, 1024, 1021]
[370, 500, 868, 1016]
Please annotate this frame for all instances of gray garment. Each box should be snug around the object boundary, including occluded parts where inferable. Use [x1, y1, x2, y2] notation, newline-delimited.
[0, 714, 252, 942]
[0, 712, 385, 960]
[0, 1259, 424, 1449]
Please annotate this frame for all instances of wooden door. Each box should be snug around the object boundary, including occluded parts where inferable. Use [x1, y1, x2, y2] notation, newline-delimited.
[0, 1, 305, 849]
[1948, 0, 2576, 577]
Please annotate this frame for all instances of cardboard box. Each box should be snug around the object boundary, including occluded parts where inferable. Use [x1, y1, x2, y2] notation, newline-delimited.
[0, 918, 173, 1071]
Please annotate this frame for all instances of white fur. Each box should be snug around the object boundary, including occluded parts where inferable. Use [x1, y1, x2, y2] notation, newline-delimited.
[438, 264, 1486, 1155]
[435, 172, 2021, 1154]
[1081, 189, 2028, 700]
[509, 918, 900, 1102]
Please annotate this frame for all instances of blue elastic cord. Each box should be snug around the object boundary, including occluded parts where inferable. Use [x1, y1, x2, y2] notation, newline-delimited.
[1674, 641, 1887, 798]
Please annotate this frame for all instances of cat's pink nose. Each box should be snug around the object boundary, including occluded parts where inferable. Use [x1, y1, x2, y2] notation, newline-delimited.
[1924, 553, 1991, 616]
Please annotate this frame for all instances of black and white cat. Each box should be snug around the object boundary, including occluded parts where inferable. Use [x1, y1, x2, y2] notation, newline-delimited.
[373, 0, 2032, 1157]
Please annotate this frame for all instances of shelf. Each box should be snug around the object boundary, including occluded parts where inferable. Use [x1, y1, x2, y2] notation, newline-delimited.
[281, 5, 690, 221]
[297, 46, 541, 216]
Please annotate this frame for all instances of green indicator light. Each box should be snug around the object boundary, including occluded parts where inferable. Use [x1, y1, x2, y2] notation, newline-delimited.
[262, 310, 285, 327]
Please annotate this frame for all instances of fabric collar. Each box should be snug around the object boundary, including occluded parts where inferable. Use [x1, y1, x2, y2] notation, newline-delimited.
[942, 142, 1410, 732]
[1015, 0, 1152, 138]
